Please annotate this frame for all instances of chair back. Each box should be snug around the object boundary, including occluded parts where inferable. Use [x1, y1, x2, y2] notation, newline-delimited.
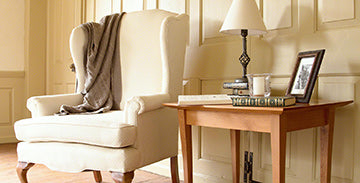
[70, 9, 189, 109]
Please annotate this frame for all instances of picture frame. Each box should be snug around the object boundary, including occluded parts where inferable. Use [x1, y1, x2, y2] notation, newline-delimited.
[286, 49, 325, 103]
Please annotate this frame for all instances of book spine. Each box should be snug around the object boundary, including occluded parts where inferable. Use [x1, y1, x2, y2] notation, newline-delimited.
[232, 98, 286, 107]
[223, 82, 248, 89]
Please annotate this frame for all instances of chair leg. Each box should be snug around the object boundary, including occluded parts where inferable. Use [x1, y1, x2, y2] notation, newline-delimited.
[93, 170, 102, 183]
[170, 156, 180, 183]
[111, 171, 134, 183]
[16, 161, 35, 183]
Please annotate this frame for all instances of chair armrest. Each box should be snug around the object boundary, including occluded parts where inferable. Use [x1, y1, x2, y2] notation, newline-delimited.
[124, 93, 171, 125]
[125, 93, 171, 114]
[27, 93, 83, 117]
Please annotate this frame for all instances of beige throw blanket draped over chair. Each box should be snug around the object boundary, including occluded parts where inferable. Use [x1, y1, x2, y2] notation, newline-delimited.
[60, 13, 125, 115]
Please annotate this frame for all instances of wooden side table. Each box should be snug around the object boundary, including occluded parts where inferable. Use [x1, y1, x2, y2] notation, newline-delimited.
[164, 100, 352, 183]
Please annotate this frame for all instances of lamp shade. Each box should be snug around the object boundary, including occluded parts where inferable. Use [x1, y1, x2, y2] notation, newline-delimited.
[220, 0, 267, 36]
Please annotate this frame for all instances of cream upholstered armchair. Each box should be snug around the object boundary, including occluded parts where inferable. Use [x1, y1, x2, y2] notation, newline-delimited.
[14, 9, 188, 183]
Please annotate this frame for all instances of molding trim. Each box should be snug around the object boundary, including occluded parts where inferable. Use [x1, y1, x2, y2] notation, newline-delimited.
[0, 88, 13, 126]
[198, 0, 241, 46]
[184, 72, 360, 82]
[185, 0, 189, 14]
[315, 0, 360, 31]
[263, 0, 293, 31]
[262, 0, 298, 37]
[0, 136, 18, 144]
[0, 71, 25, 78]
[319, 73, 360, 77]
[25, 0, 47, 98]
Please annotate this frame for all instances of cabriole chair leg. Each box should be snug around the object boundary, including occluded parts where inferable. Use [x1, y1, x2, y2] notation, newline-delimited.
[16, 161, 35, 183]
[93, 170, 102, 183]
[111, 171, 135, 183]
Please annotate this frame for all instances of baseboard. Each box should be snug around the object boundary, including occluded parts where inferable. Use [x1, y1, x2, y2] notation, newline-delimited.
[140, 156, 232, 183]
[141, 159, 174, 178]
[0, 136, 18, 144]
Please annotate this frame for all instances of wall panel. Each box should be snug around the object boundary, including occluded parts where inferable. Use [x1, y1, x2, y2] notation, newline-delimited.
[0, 72, 25, 143]
[123, 0, 143, 12]
[201, 0, 236, 45]
[0, 0, 25, 71]
[316, 0, 360, 30]
[318, 0, 354, 23]
[315, 76, 359, 182]
[263, 0, 292, 30]
[85, 0, 95, 22]
[201, 127, 231, 163]
[47, 0, 81, 94]
[95, 0, 112, 21]
[0, 89, 12, 125]
[159, 0, 185, 13]
[113, 0, 122, 13]
[76, 1, 360, 182]
[146, 0, 157, 10]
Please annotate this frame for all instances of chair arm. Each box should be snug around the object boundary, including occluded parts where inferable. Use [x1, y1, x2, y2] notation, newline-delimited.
[124, 93, 171, 125]
[125, 93, 171, 114]
[27, 93, 83, 117]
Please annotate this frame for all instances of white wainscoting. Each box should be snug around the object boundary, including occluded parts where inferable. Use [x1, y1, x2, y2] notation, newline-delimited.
[50, 0, 360, 182]
[143, 74, 359, 183]
[0, 71, 26, 143]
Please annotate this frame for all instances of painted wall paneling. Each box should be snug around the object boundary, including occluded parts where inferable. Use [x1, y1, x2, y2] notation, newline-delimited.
[46, 0, 82, 94]
[0, 0, 25, 71]
[200, 0, 239, 45]
[0, 72, 25, 143]
[263, 0, 292, 31]
[53, 0, 360, 182]
[0, 0, 45, 143]
[146, 0, 158, 10]
[316, 0, 360, 30]
[250, 0, 360, 182]
[316, 76, 360, 183]
[25, 0, 47, 101]
[95, 0, 112, 21]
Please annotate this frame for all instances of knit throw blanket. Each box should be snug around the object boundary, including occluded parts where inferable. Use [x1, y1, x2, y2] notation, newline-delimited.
[59, 13, 125, 115]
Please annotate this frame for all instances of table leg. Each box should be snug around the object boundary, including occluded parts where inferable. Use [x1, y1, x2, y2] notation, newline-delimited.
[320, 109, 335, 183]
[271, 119, 286, 183]
[230, 130, 240, 183]
[178, 109, 193, 183]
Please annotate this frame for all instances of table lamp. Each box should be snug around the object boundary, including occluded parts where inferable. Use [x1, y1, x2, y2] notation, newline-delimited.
[220, 0, 267, 90]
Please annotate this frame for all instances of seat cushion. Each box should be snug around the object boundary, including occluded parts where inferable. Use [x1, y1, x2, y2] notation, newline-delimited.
[17, 141, 141, 173]
[14, 111, 136, 148]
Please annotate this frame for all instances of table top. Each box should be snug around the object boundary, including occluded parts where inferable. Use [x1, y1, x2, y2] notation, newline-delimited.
[163, 100, 353, 114]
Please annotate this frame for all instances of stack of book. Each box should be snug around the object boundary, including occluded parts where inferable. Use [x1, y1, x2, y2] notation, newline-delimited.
[178, 94, 232, 105]
[231, 96, 296, 107]
[177, 95, 296, 107]
[223, 82, 249, 96]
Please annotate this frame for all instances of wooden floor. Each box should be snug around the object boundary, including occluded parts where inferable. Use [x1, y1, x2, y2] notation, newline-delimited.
[0, 143, 174, 183]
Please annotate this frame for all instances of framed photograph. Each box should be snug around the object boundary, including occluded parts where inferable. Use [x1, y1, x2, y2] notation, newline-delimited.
[286, 49, 325, 103]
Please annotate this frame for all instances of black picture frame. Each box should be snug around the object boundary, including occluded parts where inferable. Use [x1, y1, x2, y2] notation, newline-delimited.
[286, 49, 325, 103]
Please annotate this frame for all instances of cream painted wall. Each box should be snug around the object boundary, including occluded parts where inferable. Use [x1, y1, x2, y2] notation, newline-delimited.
[46, 0, 360, 182]
[0, 0, 25, 71]
[0, 0, 46, 143]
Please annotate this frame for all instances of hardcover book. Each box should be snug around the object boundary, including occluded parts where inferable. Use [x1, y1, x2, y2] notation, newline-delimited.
[178, 94, 232, 105]
[231, 96, 296, 107]
[223, 82, 248, 89]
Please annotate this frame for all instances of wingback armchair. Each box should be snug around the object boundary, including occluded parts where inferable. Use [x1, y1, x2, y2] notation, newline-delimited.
[14, 9, 188, 183]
